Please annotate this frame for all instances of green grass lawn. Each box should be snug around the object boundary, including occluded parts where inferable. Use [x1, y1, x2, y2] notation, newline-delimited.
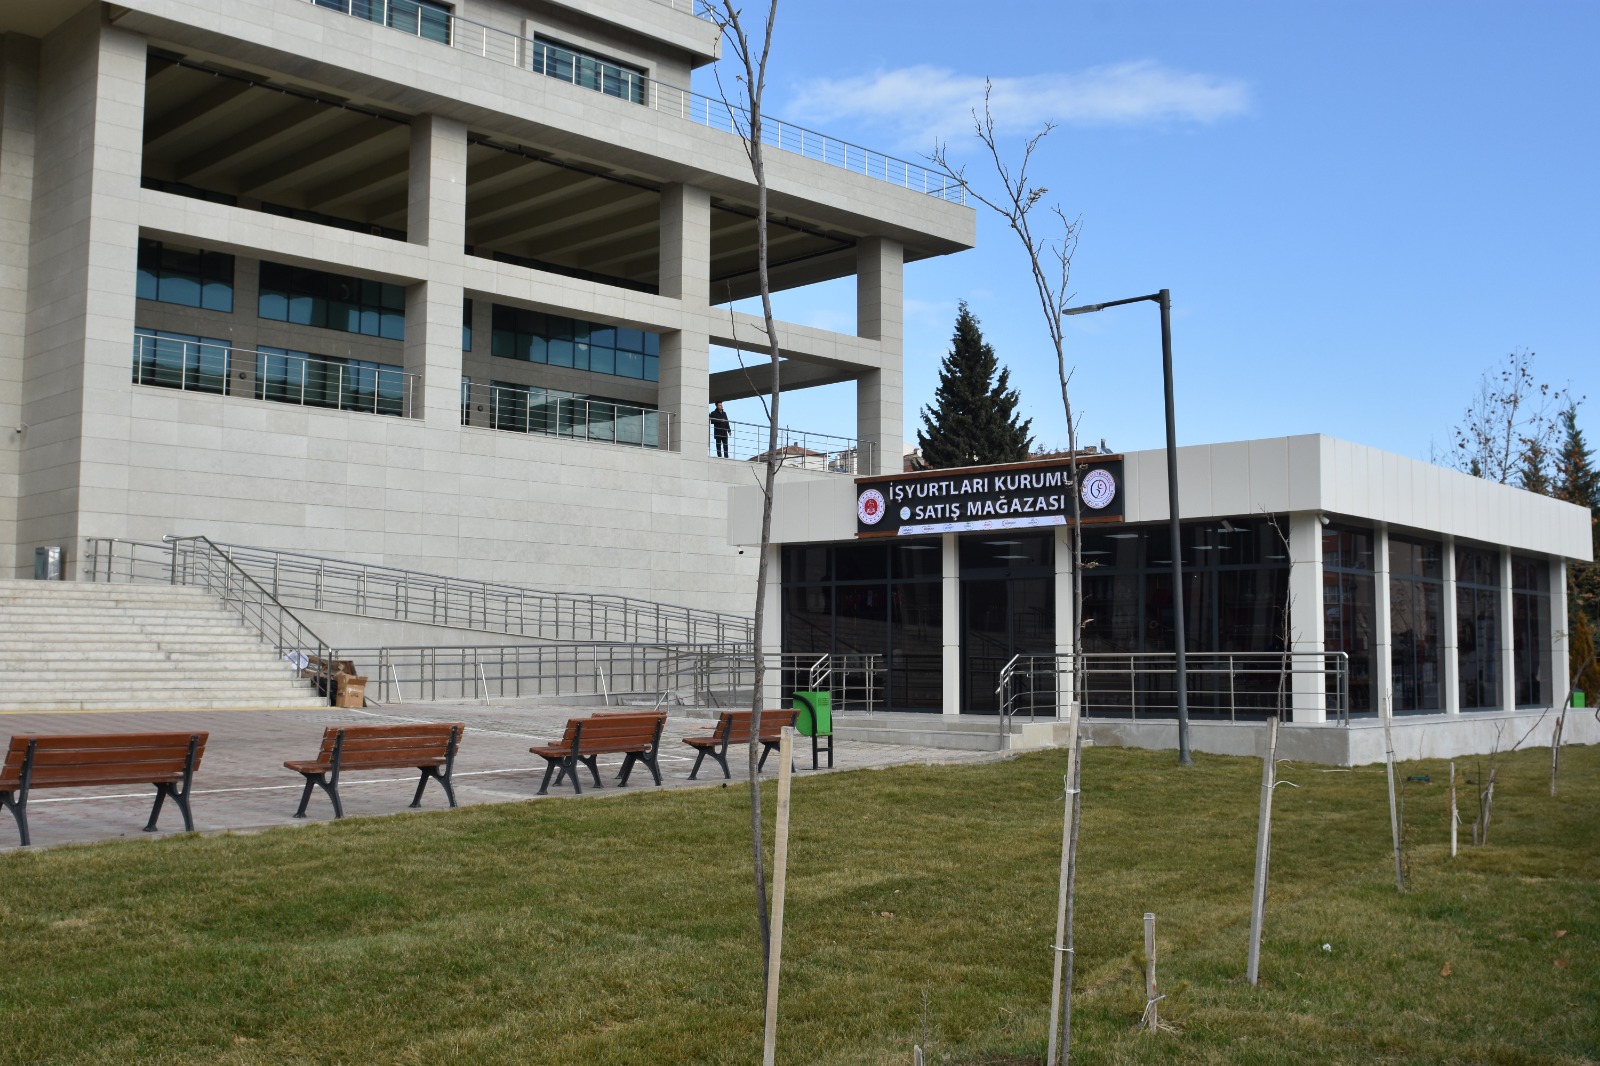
[1, 739, 1595, 1065]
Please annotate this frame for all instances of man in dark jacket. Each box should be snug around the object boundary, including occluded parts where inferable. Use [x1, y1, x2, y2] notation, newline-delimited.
[710, 402, 731, 458]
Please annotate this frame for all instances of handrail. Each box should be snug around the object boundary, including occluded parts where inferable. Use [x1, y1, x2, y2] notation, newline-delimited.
[299, 0, 966, 205]
[996, 653, 1025, 750]
[463, 382, 667, 450]
[716, 419, 871, 474]
[83, 537, 754, 645]
[132, 334, 419, 419]
[144, 534, 338, 686]
[997, 651, 1353, 726]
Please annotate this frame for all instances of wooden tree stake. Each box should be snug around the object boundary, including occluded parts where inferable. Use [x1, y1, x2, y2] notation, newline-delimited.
[762, 726, 794, 1066]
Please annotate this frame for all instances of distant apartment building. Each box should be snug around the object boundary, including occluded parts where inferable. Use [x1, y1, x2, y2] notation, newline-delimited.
[0, 0, 974, 611]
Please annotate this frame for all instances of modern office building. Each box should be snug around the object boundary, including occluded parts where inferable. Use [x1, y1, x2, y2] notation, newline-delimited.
[730, 436, 1596, 759]
[0, 0, 972, 612]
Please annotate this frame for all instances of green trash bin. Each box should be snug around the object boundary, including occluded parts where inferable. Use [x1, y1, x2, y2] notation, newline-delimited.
[1573, 691, 1587, 709]
[793, 691, 834, 769]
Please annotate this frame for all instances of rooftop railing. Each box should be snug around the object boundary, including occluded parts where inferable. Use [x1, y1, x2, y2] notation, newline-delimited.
[301, 0, 966, 205]
[713, 419, 873, 474]
[132, 333, 419, 419]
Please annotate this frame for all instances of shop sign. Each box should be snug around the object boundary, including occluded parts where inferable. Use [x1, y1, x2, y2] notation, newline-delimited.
[855, 456, 1124, 537]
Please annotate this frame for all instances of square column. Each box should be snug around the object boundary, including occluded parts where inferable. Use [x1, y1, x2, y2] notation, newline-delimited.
[658, 184, 711, 455]
[1551, 558, 1569, 711]
[762, 543, 783, 706]
[856, 238, 903, 476]
[18, 13, 147, 574]
[1441, 537, 1461, 713]
[1499, 551, 1516, 711]
[941, 533, 960, 716]
[405, 115, 467, 426]
[0, 36, 40, 576]
[408, 114, 467, 251]
[1288, 512, 1327, 723]
[1054, 523, 1075, 719]
[1373, 524, 1393, 712]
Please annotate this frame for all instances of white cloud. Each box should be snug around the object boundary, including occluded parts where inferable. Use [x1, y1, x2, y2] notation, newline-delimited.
[786, 61, 1250, 152]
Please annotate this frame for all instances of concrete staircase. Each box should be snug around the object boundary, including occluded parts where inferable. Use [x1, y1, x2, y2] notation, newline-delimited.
[0, 580, 327, 711]
[833, 712, 1075, 752]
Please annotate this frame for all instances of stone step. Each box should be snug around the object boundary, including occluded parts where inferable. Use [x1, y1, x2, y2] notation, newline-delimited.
[0, 696, 330, 711]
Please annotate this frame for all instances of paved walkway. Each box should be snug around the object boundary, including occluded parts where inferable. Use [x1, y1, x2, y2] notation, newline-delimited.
[0, 702, 996, 850]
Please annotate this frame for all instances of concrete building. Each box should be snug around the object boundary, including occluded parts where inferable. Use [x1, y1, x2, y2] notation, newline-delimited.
[729, 436, 1597, 761]
[0, 0, 972, 613]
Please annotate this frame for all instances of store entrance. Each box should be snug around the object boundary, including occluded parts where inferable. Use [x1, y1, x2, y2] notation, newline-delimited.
[959, 532, 1055, 713]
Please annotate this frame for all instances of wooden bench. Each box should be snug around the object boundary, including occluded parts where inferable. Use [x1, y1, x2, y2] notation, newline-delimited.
[0, 732, 208, 847]
[682, 709, 799, 781]
[530, 711, 668, 796]
[285, 722, 464, 819]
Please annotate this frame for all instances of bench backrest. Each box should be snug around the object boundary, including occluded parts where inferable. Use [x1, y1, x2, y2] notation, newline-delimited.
[717, 709, 798, 745]
[1, 732, 208, 790]
[316, 723, 463, 769]
[572, 711, 665, 753]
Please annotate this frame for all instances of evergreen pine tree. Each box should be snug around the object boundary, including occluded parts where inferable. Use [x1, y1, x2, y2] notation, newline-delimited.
[1554, 404, 1600, 687]
[1553, 405, 1600, 520]
[916, 302, 1032, 468]
[1519, 439, 1551, 495]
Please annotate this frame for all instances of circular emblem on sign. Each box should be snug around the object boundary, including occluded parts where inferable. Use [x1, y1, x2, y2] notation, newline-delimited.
[858, 488, 887, 525]
[1081, 468, 1117, 510]
[900, 506, 911, 521]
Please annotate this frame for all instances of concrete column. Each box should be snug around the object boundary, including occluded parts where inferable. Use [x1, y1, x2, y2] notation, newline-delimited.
[856, 238, 903, 476]
[658, 185, 711, 456]
[762, 542, 783, 706]
[404, 115, 467, 426]
[1054, 523, 1074, 719]
[408, 114, 467, 251]
[1550, 558, 1569, 711]
[1373, 524, 1393, 712]
[1499, 550, 1516, 711]
[404, 280, 464, 426]
[0, 36, 39, 577]
[1441, 536, 1460, 714]
[19, 13, 147, 576]
[941, 533, 960, 716]
[1288, 512, 1327, 723]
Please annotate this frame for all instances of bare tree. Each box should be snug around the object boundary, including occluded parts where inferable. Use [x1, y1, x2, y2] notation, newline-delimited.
[931, 83, 1087, 1066]
[1450, 350, 1572, 484]
[708, 0, 782, 990]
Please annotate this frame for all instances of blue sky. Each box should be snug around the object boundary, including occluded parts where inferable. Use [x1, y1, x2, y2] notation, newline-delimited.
[695, 1, 1598, 470]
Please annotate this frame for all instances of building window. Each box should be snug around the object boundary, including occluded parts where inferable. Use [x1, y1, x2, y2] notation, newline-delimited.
[257, 347, 408, 417]
[136, 240, 234, 312]
[258, 262, 405, 340]
[1390, 535, 1444, 713]
[314, 0, 451, 44]
[531, 36, 646, 104]
[133, 328, 230, 394]
[463, 299, 473, 351]
[1078, 518, 1291, 718]
[1511, 556, 1551, 707]
[490, 305, 659, 382]
[782, 540, 943, 713]
[1322, 525, 1376, 713]
[1456, 547, 1501, 710]
[486, 381, 659, 447]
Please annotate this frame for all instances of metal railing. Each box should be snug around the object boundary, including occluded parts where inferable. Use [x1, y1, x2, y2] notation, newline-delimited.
[997, 651, 1353, 729]
[124, 534, 337, 688]
[715, 420, 872, 474]
[355, 641, 753, 705]
[83, 538, 754, 646]
[300, 0, 966, 205]
[776, 652, 882, 713]
[133, 334, 419, 419]
[463, 382, 668, 449]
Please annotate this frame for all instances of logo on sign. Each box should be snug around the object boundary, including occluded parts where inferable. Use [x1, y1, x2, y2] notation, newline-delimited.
[858, 488, 887, 525]
[1080, 468, 1117, 510]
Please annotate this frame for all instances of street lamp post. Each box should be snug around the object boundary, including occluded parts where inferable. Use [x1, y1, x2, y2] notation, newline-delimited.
[1062, 288, 1192, 766]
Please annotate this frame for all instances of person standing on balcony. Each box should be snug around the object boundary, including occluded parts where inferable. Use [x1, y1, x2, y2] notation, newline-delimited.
[710, 402, 731, 458]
